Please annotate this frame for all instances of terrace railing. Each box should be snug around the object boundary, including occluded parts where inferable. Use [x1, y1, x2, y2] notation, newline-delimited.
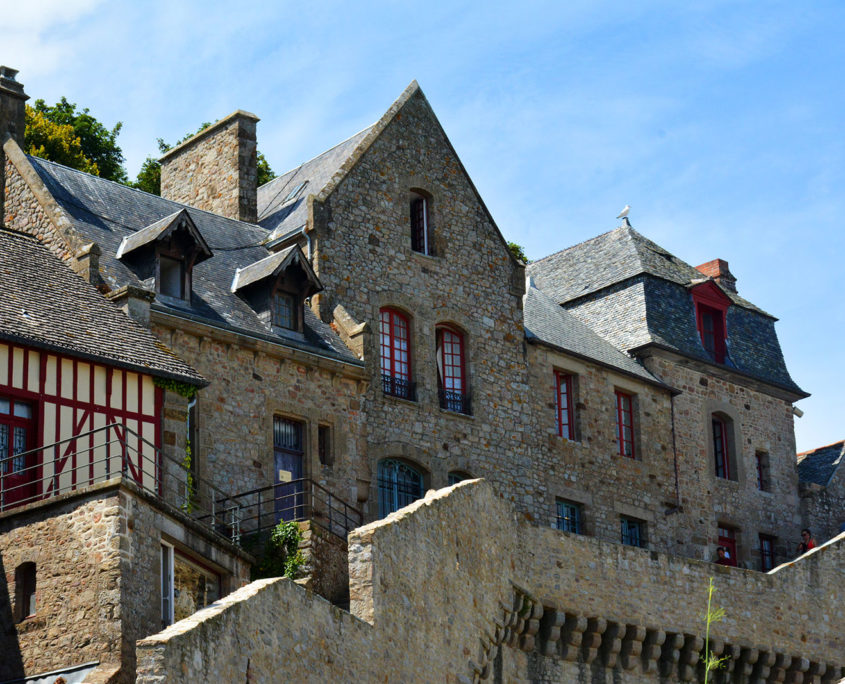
[0, 423, 242, 543]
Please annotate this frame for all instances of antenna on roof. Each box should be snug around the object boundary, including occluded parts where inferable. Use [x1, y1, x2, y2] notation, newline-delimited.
[616, 205, 631, 227]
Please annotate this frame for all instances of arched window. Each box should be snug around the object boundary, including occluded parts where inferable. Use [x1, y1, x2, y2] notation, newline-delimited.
[378, 459, 424, 518]
[712, 413, 737, 480]
[448, 471, 472, 486]
[410, 190, 433, 256]
[380, 308, 414, 400]
[14, 562, 36, 622]
[436, 325, 470, 414]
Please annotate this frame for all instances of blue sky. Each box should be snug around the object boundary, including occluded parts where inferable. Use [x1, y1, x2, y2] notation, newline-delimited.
[4, 1, 843, 451]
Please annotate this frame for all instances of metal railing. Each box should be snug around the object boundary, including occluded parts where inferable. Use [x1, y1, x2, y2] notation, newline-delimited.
[382, 374, 416, 401]
[211, 478, 362, 542]
[438, 388, 472, 415]
[0, 423, 241, 543]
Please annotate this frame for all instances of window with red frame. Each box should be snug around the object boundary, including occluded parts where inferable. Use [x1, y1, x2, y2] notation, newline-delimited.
[436, 326, 469, 414]
[691, 282, 730, 364]
[615, 390, 635, 458]
[555, 372, 575, 440]
[380, 308, 413, 400]
[759, 534, 775, 571]
[718, 526, 738, 567]
[712, 416, 731, 479]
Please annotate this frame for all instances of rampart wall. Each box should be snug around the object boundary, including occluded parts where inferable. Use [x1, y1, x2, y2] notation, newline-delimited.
[135, 479, 845, 683]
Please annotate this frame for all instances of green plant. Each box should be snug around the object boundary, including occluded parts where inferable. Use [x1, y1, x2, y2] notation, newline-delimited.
[251, 521, 305, 580]
[702, 577, 729, 681]
[152, 376, 199, 400]
[180, 439, 197, 514]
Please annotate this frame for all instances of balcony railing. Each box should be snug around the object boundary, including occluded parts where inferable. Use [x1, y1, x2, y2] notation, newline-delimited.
[0, 423, 242, 542]
[382, 374, 416, 401]
[438, 388, 472, 415]
[210, 479, 363, 541]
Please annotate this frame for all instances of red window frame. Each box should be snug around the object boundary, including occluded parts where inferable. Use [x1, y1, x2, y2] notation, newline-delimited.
[555, 372, 574, 440]
[712, 416, 730, 479]
[718, 526, 738, 567]
[436, 326, 465, 394]
[380, 308, 411, 382]
[691, 282, 730, 364]
[615, 390, 635, 458]
[760, 534, 775, 571]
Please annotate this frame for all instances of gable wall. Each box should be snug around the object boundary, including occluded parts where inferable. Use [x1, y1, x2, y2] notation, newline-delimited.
[310, 89, 531, 520]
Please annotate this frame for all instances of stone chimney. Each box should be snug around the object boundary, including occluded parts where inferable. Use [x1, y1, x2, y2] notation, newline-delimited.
[695, 258, 737, 293]
[159, 110, 259, 223]
[0, 66, 29, 226]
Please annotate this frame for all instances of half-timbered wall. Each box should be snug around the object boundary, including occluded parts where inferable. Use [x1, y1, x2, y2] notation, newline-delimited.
[0, 341, 162, 508]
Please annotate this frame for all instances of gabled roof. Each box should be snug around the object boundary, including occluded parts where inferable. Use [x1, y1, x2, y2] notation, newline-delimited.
[23, 156, 360, 365]
[797, 441, 844, 487]
[117, 208, 212, 262]
[523, 284, 670, 390]
[0, 228, 205, 384]
[257, 127, 373, 242]
[528, 224, 769, 316]
[231, 244, 322, 295]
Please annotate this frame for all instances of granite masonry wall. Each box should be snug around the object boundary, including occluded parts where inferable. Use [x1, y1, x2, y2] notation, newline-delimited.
[135, 479, 845, 683]
[310, 86, 531, 521]
[800, 472, 845, 547]
[0, 482, 251, 683]
[523, 343, 680, 546]
[642, 352, 801, 567]
[159, 111, 259, 223]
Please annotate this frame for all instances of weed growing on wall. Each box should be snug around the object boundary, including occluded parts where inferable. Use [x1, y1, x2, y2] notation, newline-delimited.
[702, 577, 730, 681]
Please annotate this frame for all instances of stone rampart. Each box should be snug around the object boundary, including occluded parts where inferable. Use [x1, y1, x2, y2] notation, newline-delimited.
[135, 479, 845, 683]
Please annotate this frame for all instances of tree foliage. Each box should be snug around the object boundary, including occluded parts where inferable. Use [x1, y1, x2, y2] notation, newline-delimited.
[27, 98, 127, 182]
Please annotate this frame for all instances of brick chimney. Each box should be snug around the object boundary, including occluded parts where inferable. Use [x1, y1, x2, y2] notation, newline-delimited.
[159, 110, 259, 223]
[0, 66, 29, 226]
[695, 258, 737, 293]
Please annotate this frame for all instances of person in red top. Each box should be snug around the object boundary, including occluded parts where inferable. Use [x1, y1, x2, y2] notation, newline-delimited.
[796, 528, 817, 555]
[714, 546, 731, 565]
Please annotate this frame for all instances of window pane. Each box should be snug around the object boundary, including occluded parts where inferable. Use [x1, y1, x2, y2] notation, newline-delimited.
[160, 256, 184, 298]
[273, 292, 295, 329]
[274, 417, 303, 452]
[378, 459, 423, 517]
[0, 398, 10, 414]
[12, 402, 31, 419]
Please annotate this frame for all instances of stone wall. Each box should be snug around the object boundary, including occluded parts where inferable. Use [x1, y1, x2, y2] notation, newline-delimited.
[298, 519, 349, 604]
[800, 472, 845, 547]
[0, 490, 123, 682]
[642, 352, 801, 566]
[0, 481, 251, 683]
[151, 316, 368, 514]
[135, 479, 845, 683]
[159, 111, 259, 223]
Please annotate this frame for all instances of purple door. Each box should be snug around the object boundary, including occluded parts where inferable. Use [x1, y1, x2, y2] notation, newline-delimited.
[273, 416, 304, 522]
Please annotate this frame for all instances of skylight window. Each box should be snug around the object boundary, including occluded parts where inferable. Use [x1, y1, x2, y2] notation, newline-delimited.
[283, 181, 308, 204]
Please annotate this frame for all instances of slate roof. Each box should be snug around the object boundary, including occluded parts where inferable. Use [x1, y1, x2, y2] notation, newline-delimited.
[257, 126, 373, 242]
[797, 441, 844, 487]
[26, 156, 360, 365]
[527, 224, 807, 397]
[523, 284, 668, 388]
[528, 224, 768, 315]
[0, 228, 204, 384]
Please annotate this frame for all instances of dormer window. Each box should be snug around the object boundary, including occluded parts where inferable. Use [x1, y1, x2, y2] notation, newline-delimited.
[231, 244, 323, 338]
[410, 190, 433, 255]
[116, 209, 212, 304]
[690, 281, 731, 365]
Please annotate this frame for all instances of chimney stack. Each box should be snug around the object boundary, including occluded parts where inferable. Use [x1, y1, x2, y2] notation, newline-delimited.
[159, 110, 259, 223]
[695, 258, 737, 293]
[1, 66, 29, 227]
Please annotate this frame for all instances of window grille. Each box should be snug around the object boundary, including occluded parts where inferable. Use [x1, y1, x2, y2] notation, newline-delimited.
[556, 501, 582, 534]
[621, 517, 645, 548]
[378, 459, 423, 518]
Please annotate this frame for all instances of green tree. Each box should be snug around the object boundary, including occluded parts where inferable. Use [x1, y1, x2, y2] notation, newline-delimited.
[29, 98, 127, 182]
[25, 106, 100, 176]
[131, 123, 276, 195]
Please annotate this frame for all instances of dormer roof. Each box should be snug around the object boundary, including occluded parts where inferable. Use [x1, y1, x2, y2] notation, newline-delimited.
[116, 208, 212, 263]
[230, 244, 322, 296]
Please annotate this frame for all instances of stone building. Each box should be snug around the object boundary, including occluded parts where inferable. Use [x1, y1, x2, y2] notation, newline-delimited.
[2, 65, 842, 682]
[797, 440, 845, 545]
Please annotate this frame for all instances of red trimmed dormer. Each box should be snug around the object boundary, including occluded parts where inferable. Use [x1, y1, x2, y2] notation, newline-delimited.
[690, 280, 731, 364]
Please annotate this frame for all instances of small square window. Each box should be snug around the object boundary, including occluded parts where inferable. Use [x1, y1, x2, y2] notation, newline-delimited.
[556, 500, 583, 534]
[621, 517, 646, 548]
